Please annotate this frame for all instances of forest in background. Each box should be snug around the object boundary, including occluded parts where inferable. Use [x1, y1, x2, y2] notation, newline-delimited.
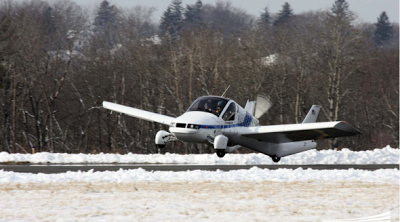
[0, 0, 398, 154]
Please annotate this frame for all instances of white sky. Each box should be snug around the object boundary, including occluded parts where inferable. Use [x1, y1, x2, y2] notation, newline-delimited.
[77, 0, 399, 24]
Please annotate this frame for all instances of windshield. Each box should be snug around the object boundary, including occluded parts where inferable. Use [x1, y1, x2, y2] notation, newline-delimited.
[187, 97, 228, 117]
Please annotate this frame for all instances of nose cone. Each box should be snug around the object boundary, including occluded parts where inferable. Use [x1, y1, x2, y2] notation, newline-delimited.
[176, 111, 220, 125]
[169, 111, 221, 143]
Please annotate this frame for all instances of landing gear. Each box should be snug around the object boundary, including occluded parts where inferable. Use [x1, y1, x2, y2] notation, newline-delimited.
[271, 155, 281, 163]
[216, 149, 225, 158]
[155, 131, 177, 149]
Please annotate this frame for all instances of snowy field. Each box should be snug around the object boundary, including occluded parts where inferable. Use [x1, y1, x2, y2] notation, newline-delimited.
[0, 168, 399, 221]
[0, 146, 398, 165]
[1, 146, 399, 221]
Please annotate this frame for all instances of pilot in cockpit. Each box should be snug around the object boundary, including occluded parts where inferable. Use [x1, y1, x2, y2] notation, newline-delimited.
[213, 101, 224, 116]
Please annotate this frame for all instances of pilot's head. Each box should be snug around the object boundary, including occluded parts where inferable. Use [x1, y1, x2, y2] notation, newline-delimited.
[217, 101, 224, 111]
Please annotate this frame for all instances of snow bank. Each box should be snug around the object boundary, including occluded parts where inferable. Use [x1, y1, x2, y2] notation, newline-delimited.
[0, 146, 398, 164]
[0, 167, 398, 184]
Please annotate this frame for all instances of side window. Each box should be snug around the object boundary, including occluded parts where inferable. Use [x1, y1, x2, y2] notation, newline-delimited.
[222, 103, 236, 121]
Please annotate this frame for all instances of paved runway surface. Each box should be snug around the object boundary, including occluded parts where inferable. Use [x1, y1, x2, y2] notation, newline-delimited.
[0, 164, 398, 174]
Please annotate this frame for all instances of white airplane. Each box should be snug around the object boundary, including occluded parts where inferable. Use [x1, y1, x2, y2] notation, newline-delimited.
[103, 95, 360, 162]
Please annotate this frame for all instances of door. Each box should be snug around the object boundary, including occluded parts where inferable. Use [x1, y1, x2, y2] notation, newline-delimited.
[221, 102, 238, 136]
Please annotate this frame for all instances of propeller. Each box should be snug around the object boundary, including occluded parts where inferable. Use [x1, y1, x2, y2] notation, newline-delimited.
[254, 94, 272, 119]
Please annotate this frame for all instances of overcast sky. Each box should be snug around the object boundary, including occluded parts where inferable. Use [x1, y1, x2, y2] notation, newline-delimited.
[78, 0, 399, 24]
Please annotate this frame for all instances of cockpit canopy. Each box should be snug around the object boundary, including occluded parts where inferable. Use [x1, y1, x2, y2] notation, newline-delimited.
[187, 96, 229, 117]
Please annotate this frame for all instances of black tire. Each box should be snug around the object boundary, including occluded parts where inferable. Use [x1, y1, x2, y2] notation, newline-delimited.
[157, 144, 165, 148]
[272, 155, 281, 163]
[216, 149, 225, 158]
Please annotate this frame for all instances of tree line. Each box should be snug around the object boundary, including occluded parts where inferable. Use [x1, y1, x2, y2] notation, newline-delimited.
[0, 0, 398, 154]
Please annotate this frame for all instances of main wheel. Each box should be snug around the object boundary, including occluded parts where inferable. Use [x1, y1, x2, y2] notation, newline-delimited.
[216, 149, 225, 158]
[271, 155, 281, 163]
[157, 144, 165, 148]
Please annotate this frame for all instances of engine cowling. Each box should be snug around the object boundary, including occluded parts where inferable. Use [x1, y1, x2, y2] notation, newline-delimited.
[155, 130, 170, 148]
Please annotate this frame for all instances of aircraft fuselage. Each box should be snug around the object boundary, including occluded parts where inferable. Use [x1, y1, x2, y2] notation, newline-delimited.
[169, 96, 258, 144]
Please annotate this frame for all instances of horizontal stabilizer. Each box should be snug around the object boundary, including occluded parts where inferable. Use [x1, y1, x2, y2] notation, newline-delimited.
[103, 101, 175, 126]
[239, 121, 361, 143]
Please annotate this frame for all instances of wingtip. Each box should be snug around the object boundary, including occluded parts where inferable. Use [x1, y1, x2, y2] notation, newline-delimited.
[102, 101, 111, 107]
[336, 121, 362, 135]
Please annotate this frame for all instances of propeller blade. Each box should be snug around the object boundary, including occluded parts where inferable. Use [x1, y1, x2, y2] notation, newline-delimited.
[254, 94, 272, 118]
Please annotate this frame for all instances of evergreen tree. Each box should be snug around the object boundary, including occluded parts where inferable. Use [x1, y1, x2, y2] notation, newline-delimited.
[258, 7, 271, 27]
[141, 21, 155, 38]
[328, 0, 355, 32]
[185, 5, 195, 22]
[44, 6, 56, 35]
[43, 6, 58, 50]
[184, 0, 203, 24]
[273, 2, 293, 26]
[0, 16, 11, 89]
[160, 6, 174, 36]
[374, 11, 392, 46]
[159, 0, 184, 38]
[331, 0, 349, 18]
[171, 0, 184, 30]
[93, 0, 119, 46]
[94, 0, 117, 32]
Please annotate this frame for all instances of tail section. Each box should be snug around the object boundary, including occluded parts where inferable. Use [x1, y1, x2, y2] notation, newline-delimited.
[302, 105, 321, 124]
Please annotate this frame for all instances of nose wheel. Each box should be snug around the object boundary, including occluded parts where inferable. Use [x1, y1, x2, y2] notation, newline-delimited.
[216, 149, 225, 158]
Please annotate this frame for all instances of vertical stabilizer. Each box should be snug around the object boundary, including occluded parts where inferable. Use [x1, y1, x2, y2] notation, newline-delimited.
[302, 105, 321, 123]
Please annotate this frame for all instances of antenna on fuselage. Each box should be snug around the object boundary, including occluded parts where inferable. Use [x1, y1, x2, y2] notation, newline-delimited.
[221, 85, 231, 97]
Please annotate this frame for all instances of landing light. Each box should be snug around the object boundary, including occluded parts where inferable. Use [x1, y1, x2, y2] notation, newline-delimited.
[188, 124, 201, 129]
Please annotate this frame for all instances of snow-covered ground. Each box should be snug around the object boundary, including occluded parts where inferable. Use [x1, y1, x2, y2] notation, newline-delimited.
[1, 146, 399, 221]
[1, 167, 398, 184]
[0, 168, 399, 221]
[0, 146, 398, 165]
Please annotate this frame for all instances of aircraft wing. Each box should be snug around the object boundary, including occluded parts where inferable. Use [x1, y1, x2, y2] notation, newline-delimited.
[103, 101, 176, 126]
[238, 121, 361, 143]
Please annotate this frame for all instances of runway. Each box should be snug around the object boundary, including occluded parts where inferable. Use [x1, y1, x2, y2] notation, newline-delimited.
[0, 164, 398, 174]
